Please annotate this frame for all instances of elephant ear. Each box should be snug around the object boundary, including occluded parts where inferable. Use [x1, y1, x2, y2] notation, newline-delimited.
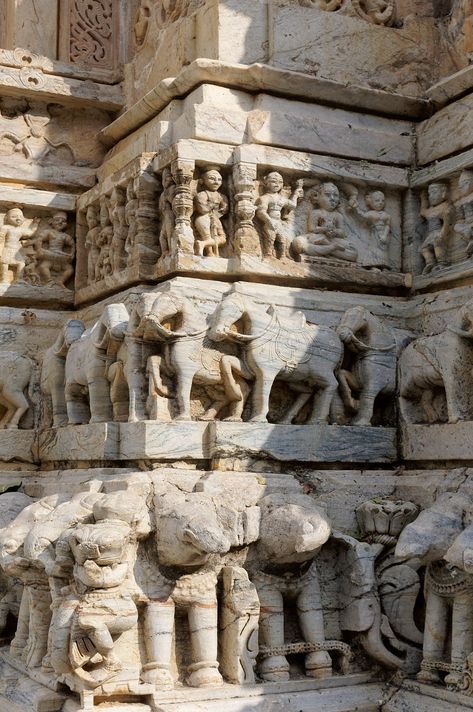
[378, 563, 423, 645]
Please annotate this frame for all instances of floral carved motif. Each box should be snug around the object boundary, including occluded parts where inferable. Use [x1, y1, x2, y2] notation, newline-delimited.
[69, 0, 115, 68]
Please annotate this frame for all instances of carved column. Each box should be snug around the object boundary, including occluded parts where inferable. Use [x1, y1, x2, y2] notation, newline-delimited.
[171, 158, 195, 255]
[232, 161, 261, 258]
[134, 173, 160, 265]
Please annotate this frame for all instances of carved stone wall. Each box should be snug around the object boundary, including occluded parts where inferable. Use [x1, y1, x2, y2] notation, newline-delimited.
[1, 2, 473, 712]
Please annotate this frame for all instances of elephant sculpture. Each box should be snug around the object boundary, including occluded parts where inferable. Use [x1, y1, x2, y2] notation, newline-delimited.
[138, 291, 251, 421]
[336, 306, 397, 426]
[0, 352, 35, 429]
[336, 499, 422, 672]
[41, 320, 86, 427]
[64, 304, 129, 424]
[399, 299, 473, 424]
[248, 494, 336, 682]
[210, 291, 343, 423]
[0, 492, 33, 638]
[395, 492, 472, 687]
[143, 487, 258, 689]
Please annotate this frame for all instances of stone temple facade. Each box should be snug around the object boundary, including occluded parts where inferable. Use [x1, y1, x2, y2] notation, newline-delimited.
[3, 1, 473, 710]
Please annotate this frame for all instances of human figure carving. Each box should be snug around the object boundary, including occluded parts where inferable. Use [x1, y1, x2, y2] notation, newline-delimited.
[193, 169, 229, 257]
[292, 182, 358, 263]
[110, 187, 128, 273]
[36, 211, 75, 287]
[159, 167, 176, 258]
[84, 205, 101, 285]
[420, 182, 452, 275]
[255, 172, 304, 258]
[0, 352, 34, 429]
[454, 170, 473, 259]
[0, 208, 40, 283]
[349, 189, 392, 270]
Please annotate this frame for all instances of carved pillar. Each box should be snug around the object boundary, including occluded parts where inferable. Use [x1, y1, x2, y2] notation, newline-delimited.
[171, 158, 195, 255]
[232, 161, 261, 258]
[134, 173, 160, 265]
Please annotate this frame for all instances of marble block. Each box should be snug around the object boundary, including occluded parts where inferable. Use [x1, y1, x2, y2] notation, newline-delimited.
[384, 680, 473, 712]
[39, 424, 120, 462]
[210, 423, 397, 463]
[119, 421, 210, 460]
[402, 423, 473, 462]
[0, 430, 37, 465]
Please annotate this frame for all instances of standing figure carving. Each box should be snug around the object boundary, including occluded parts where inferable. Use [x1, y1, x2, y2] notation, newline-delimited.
[159, 167, 176, 258]
[255, 172, 304, 259]
[453, 170, 473, 259]
[292, 182, 358, 263]
[110, 187, 128, 273]
[211, 292, 343, 423]
[84, 205, 101, 285]
[420, 182, 452, 275]
[193, 169, 229, 257]
[0, 208, 40, 283]
[349, 189, 392, 270]
[336, 306, 397, 425]
[36, 211, 75, 287]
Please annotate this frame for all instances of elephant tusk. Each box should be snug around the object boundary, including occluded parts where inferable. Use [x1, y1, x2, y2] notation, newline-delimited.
[359, 625, 404, 670]
[448, 326, 473, 339]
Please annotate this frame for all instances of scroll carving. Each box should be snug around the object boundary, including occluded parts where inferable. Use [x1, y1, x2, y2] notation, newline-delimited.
[63, 0, 117, 69]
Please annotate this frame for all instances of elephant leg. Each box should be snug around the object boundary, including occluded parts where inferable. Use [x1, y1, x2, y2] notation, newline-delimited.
[444, 375, 462, 424]
[297, 572, 332, 679]
[250, 369, 276, 422]
[88, 376, 113, 423]
[0, 402, 15, 429]
[141, 600, 175, 688]
[2, 388, 29, 429]
[445, 593, 473, 687]
[201, 385, 228, 421]
[418, 591, 449, 683]
[255, 582, 289, 682]
[127, 371, 147, 422]
[352, 389, 378, 426]
[51, 385, 68, 428]
[279, 388, 312, 425]
[187, 602, 222, 687]
[10, 587, 29, 658]
[308, 374, 338, 424]
[420, 388, 439, 424]
[174, 368, 197, 421]
[65, 382, 90, 425]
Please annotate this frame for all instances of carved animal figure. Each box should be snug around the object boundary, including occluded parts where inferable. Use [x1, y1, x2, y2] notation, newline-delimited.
[336, 306, 397, 425]
[64, 304, 129, 424]
[144, 489, 234, 689]
[0, 352, 35, 429]
[249, 494, 333, 681]
[211, 291, 343, 423]
[139, 291, 251, 421]
[41, 320, 86, 427]
[395, 493, 472, 687]
[399, 299, 473, 424]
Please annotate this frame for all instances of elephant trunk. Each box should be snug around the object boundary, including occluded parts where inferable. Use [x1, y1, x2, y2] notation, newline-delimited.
[359, 624, 404, 670]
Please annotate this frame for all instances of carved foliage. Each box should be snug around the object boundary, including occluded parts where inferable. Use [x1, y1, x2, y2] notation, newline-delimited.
[68, 0, 116, 68]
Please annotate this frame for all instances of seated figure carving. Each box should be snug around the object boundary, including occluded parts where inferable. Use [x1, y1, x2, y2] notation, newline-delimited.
[292, 182, 358, 264]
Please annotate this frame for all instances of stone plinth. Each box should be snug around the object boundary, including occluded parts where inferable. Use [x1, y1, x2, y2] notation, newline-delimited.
[39, 424, 120, 462]
[0, 430, 37, 464]
[402, 423, 473, 461]
[149, 676, 382, 712]
[210, 423, 397, 463]
[119, 421, 210, 461]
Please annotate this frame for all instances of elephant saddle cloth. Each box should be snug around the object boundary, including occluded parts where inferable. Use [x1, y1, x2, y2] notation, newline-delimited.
[261, 309, 312, 369]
